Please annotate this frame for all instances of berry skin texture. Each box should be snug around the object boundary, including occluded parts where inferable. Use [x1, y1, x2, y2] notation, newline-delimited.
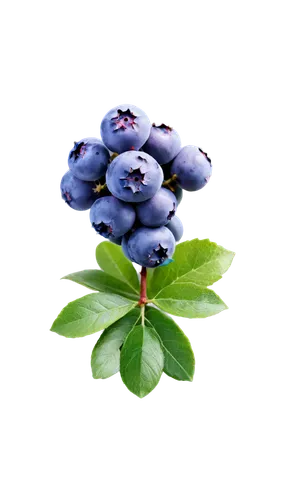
[89, 196, 136, 239]
[121, 234, 132, 260]
[142, 123, 181, 164]
[60, 171, 97, 211]
[166, 215, 184, 241]
[68, 137, 110, 182]
[174, 185, 183, 205]
[136, 188, 177, 227]
[171, 145, 212, 191]
[126, 226, 176, 268]
[100, 104, 151, 154]
[106, 151, 163, 203]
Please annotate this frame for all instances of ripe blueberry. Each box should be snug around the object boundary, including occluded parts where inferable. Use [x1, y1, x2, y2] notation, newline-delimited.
[142, 123, 181, 164]
[171, 145, 212, 191]
[166, 215, 183, 241]
[89, 196, 136, 239]
[60, 171, 97, 211]
[136, 188, 177, 227]
[126, 226, 176, 268]
[122, 234, 132, 260]
[68, 137, 110, 182]
[106, 151, 163, 203]
[100, 104, 151, 153]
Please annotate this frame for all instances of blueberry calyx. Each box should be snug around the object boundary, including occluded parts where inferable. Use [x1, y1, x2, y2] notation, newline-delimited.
[92, 181, 107, 194]
[153, 123, 173, 133]
[120, 167, 147, 193]
[70, 141, 86, 161]
[92, 221, 113, 238]
[148, 244, 168, 266]
[167, 203, 176, 221]
[198, 144, 214, 165]
[112, 108, 138, 132]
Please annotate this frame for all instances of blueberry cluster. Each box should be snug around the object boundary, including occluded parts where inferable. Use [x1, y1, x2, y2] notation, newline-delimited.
[60, 104, 212, 268]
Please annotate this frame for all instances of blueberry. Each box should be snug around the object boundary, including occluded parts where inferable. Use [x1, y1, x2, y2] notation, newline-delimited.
[100, 104, 151, 153]
[106, 151, 163, 203]
[126, 226, 176, 268]
[166, 215, 183, 241]
[136, 188, 177, 227]
[142, 123, 181, 164]
[171, 145, 212, 191]
[89, 196, 136, 239]
[122, 234, 132, 260]
[174, 185, 183, 204]
[68, 137, 110, 181]
[60, 171, 97, 211]
[121, 218, 143, 258]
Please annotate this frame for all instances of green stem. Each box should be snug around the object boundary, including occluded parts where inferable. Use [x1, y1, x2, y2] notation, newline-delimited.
[162, 174, 177, 189]
[139, 266, 148, 306]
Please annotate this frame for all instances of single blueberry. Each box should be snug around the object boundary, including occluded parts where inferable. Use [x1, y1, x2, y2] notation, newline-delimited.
[166, 215, 186, 243]
[126, 226, 176, 268]
[171, 145, 212, 191]
[136, 188, 177, 227]
[142, 123, 181, 164]
[100, 104, 151, 153]
[68, 137, 110, 181]
[106, 151, 163, 203]
[58, 170, 100, 212]
[89, 196, 136, 239]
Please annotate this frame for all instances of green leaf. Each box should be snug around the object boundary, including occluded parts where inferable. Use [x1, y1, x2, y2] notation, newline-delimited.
[91, 308, 141, 379]
[62, 270, 138, 301]
[148, 239, 235, 298]
[120, 325, 164, 398]
[96, 241, 139, 293]
[51, 293, 137, 338]
[145, 308, 195, 381]
[153, 283, 227, 318]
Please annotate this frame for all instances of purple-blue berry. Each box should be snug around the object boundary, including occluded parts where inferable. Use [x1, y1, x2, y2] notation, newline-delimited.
[68, 137, 110, 182]
[100, 104, 151, 154]
[106, 151, 163, 203]
[122, 234, 132, 260]
[142, 123, 181, 164]
[60, 171, 97, 211]
[166, 215, 183, 241]
[90, 196, 136, 239]
[136, 188, 177, 227]
[126, 226, 175, 268]
[171, 145, 212, 191]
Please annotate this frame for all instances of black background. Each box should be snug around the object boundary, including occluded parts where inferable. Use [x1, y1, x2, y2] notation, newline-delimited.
[38, 93, 241, 409]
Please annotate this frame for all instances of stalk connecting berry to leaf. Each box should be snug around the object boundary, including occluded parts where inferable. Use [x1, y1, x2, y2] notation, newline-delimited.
[53, 104, 234, 398]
